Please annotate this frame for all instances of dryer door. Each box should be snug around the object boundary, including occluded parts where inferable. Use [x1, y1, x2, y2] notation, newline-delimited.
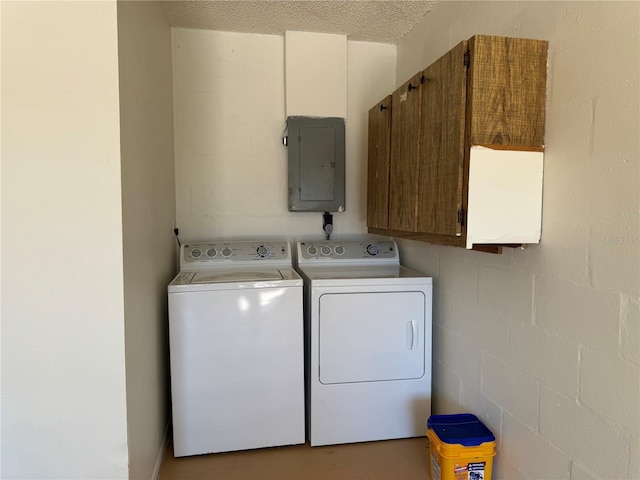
[318, 291, 426, 384]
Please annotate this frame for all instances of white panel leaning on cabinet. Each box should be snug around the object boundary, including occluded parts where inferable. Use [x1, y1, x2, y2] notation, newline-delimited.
[466, 145, 544, 249]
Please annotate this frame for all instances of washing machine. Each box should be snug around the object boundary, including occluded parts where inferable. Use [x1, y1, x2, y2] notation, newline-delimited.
[295, 240, 432, 447]
[168, 240, 304, 457]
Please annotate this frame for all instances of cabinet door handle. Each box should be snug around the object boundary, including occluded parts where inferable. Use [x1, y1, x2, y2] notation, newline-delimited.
[380, 104, 388, 112]
[408, 83, 416, 92]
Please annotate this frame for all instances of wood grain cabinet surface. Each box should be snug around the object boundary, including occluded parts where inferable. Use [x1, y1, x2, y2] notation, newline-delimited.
[366, 95, 392, 230]
[389, 72, 423, 233]
[367, 35, 549, 253]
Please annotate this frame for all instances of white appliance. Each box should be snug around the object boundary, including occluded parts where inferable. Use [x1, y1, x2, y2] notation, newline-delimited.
[168, 240, 304, 457]
[296, 240, 432, 447]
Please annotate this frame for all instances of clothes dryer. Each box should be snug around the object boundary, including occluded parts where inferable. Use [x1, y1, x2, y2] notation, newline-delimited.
[296, 240, 432, 446]
[168, 241, 304, 456]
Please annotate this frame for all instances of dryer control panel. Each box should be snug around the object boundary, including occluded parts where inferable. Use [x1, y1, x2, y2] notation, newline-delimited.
[181, 241, 291, 268]
[297, 240, 398, 263]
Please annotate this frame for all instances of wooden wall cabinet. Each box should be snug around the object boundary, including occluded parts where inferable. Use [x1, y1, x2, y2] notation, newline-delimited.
[366, 95, 391, 230]
[367, 35, 548, 253]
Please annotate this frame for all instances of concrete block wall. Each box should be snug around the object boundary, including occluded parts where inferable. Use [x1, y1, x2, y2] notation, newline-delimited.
[396, 2, 639, 478]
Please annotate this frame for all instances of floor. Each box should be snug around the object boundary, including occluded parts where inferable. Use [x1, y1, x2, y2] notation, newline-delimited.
[159, 436, 431, 479]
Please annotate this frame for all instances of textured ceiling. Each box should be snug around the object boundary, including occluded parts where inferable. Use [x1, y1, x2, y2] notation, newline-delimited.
[163, 1, 436, 44]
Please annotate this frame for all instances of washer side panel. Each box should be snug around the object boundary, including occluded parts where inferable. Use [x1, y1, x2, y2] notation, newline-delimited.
[169, 286, 304, 456]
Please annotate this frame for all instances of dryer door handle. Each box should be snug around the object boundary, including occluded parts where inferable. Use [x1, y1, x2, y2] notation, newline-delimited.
[406, 320, 418, 350]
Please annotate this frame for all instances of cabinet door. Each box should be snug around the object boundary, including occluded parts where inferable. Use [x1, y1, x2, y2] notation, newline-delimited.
[418, 41, 468, 236]
[467, 35, 547, 147]
[367, 96, 392, 229]
[389, 72, 423, 232]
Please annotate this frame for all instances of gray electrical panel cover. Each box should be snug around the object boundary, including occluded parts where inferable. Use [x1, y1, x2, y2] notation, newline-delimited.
[287, 116, 345, 212]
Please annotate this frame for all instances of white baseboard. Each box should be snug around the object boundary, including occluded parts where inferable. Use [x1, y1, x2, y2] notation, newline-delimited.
[152, 420, 171, 480]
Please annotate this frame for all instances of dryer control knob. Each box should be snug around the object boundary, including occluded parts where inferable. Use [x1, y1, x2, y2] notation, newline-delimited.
[366, 244, 380, 256]
[221, 247, 232, 257]
[307, 246, 318, 256]
[206, 248, 217, 258]
[321, 246, 332, 256]
[191, 248, 202, 258]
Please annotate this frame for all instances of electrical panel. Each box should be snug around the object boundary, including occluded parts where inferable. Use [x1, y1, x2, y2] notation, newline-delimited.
[287, 116, 345, 212]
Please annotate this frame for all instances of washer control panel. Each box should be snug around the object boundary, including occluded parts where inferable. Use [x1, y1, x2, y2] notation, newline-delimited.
[181, 241, 290, 267]
[298, 240, 398, 262]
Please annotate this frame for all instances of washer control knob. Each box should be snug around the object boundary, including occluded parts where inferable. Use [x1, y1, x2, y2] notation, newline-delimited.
[334, 245, 345, 255]
[221, 247, 232, 257]
[366, 244, 380, 256]
[321, 246, 332, 256]
[307, 246, 318, 256]
[256, 245, 271, 258]
[191, 248, 202, 258]
[206, 248, 217, 258]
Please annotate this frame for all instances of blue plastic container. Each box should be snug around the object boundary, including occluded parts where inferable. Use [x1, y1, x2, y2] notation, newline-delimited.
[427, 413, 495, 446]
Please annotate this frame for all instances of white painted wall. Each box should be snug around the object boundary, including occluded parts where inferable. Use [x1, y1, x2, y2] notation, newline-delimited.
[1, 2, 129, 478]
[396, 2, 639, 478]
[117, 2, 175, 479]
[285, 31, 347, 118]
[172, 28, 396, 242]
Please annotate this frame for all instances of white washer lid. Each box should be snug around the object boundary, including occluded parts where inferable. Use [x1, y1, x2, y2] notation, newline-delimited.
[192, 270, 283, 284]
[168, 267, 302, 292]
